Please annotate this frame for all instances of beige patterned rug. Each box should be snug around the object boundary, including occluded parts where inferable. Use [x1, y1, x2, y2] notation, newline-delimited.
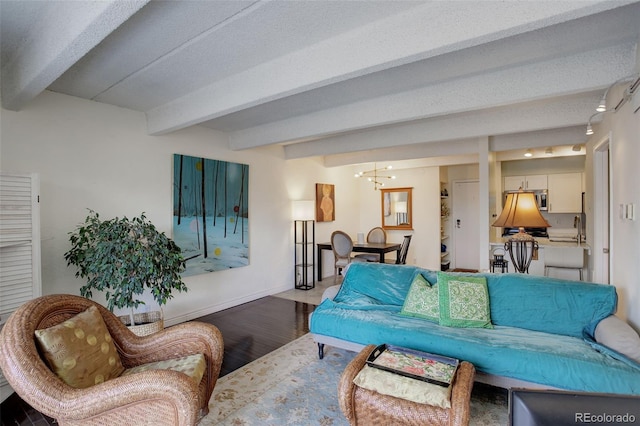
[200, 333, 508, 425]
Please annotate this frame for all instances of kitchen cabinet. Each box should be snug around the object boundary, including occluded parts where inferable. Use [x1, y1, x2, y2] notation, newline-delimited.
[548, 172, 583, 213]
[503, 175, 547, 191]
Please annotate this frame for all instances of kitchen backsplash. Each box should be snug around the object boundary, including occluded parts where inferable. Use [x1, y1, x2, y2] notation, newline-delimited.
[542, 212, 583, 230]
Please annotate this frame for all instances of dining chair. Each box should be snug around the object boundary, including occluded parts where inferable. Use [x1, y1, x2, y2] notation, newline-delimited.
[353, 227, 387, 262]
[385, 235, 412, 265]
[331, 230, 354, 283]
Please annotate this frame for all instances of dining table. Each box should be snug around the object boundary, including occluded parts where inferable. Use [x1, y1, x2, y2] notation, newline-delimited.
[316, 241, 402, 281]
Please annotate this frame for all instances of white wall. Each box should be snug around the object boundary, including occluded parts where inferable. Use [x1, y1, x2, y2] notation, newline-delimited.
[5, 89, 636, 330]
[0, 91, 359, 325]
[356, 166, 441, 270]
[586, 84, 640, 330]
[284, 157, 361, 280]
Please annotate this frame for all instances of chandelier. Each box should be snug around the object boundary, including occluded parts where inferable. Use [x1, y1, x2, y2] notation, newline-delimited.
[354, 163, 396, 190]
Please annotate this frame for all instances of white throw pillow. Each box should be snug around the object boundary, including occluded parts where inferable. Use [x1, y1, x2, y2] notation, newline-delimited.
[594, 315, 640, 364]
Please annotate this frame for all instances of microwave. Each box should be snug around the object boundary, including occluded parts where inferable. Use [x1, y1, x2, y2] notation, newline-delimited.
[504, 190, 548, 211]
[535, 190, 548, 211]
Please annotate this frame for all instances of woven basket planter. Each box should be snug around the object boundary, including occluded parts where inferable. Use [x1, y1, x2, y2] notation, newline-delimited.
[119, 311, 164, 336]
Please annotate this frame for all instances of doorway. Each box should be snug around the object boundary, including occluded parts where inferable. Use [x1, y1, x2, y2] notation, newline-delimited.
[452, 180, 480, 270]
[593, 136, 611, 284]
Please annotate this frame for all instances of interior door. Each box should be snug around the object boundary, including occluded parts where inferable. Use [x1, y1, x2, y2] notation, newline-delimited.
[593, 140, 610, 284]
[453, 180, 480, 270]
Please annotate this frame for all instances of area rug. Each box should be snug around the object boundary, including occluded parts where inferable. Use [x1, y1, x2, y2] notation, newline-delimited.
[200, 334, 508, 425]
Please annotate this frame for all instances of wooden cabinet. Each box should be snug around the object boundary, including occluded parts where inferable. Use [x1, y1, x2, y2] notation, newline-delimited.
[548, 173, 583, 213]
[504, 175, 547, 191]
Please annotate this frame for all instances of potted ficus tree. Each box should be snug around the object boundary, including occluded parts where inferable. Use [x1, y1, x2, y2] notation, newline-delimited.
[64, 210, 187, 335]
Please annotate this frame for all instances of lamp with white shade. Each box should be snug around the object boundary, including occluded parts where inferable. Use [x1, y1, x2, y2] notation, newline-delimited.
[395, 201, 408, 225]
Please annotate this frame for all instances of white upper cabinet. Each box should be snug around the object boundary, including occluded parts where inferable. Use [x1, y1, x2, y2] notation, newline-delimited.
[547, 173, 583, 213]
[504, 175, 548, 191]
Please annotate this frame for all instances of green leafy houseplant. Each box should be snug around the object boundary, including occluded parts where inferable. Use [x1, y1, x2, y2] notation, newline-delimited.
[64, 210, 187, 325]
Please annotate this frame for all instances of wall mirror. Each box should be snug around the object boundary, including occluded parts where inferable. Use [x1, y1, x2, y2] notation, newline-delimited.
[381, 187, 413, 230]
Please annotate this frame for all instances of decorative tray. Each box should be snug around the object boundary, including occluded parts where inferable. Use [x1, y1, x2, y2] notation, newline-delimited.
[366, 344, 459, 387]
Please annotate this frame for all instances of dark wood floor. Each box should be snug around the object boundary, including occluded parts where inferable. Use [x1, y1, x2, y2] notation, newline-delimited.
[0, 296, 315, 426]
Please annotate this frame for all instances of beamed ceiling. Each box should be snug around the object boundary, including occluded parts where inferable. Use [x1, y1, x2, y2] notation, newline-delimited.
[1, 1, 639, 167]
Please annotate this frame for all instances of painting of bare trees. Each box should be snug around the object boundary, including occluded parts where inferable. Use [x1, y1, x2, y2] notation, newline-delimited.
[173, 154, 249, 276]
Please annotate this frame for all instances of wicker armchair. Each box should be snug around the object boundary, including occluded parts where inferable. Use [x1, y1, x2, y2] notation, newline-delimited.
[0, 294, 224, 426]
[339, 345, 476, 426]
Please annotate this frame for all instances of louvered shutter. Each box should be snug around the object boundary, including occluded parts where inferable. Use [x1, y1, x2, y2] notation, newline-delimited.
[0, 172, 41, 401]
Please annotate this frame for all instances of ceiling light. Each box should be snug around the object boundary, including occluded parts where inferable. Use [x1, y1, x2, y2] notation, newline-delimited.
[354, 163, 396, 190]
[586, 112, 603, 136]
[593, 74, 638, 114]
[572, 144, 582, 152]
[596, 94, 607, 112]
[545, 147, 553, 155]
[524, 150, 533, 158]
[585, 124, 593, 135]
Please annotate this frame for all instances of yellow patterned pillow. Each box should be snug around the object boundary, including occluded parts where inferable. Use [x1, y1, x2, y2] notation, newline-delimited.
[35, 305, 125, 388]
[121, 353, 206, 384]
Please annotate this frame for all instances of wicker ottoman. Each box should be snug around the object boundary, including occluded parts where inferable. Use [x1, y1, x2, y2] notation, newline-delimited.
[338, 345, 476, 426]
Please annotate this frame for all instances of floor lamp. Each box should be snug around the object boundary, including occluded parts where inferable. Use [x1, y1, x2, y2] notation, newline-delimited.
[292, 200, 316, 290]
[492, 190, 550, 273]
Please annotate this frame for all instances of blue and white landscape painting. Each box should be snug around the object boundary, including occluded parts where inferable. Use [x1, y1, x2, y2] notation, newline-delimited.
[173, 154, 249, 276]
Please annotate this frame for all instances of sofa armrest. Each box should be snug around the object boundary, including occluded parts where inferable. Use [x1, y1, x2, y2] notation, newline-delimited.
[114, 321, 224, 405]
[321, 285, 341, 302]
[48, 369, 201, 425]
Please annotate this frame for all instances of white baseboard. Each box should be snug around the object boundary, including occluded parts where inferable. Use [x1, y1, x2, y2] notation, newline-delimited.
[164, 284, 292, 327]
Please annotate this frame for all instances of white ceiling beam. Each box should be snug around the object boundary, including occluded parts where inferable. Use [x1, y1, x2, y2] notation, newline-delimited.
[1, 1, 149, 111]
[490, 126, 588, 152]
[284, 93, 601, 160]
[145, 1, 621, 135]
[232, 42, 636, 151]
[323, 126, 587, 168]
[325, 140, 481, 168]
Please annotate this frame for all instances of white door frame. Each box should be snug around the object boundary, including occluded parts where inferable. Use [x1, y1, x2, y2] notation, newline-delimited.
[592, 133, 612, 284]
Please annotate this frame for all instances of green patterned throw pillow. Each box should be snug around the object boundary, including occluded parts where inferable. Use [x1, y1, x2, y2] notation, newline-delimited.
[400, 273, 439, 322]
[437, 272, 493, 329]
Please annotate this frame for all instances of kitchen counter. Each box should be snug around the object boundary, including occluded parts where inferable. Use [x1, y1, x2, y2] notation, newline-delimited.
[489, 238, 589, 279]
[490, 237, 590, 249]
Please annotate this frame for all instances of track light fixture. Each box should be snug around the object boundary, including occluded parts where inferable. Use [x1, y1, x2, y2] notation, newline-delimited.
[593, 74, 638, 114]
[596, 94, 607, 112]
[354, 163, 396, 190]
[585, 112, 603, 136]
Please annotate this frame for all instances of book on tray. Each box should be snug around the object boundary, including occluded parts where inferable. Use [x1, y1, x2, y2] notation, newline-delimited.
[366, 344, 459, 387]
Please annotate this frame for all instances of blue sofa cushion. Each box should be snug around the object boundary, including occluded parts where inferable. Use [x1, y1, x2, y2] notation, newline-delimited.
[334, 263, 437, 307]
[485, 273, 617, 338]
[310, 304, 640, 395]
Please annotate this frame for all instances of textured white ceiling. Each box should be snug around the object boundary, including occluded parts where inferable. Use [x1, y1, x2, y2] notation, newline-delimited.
[1, 0, 639, 166]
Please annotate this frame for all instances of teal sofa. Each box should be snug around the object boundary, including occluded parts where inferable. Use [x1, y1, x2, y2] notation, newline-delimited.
[309, 262, 640, 395]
